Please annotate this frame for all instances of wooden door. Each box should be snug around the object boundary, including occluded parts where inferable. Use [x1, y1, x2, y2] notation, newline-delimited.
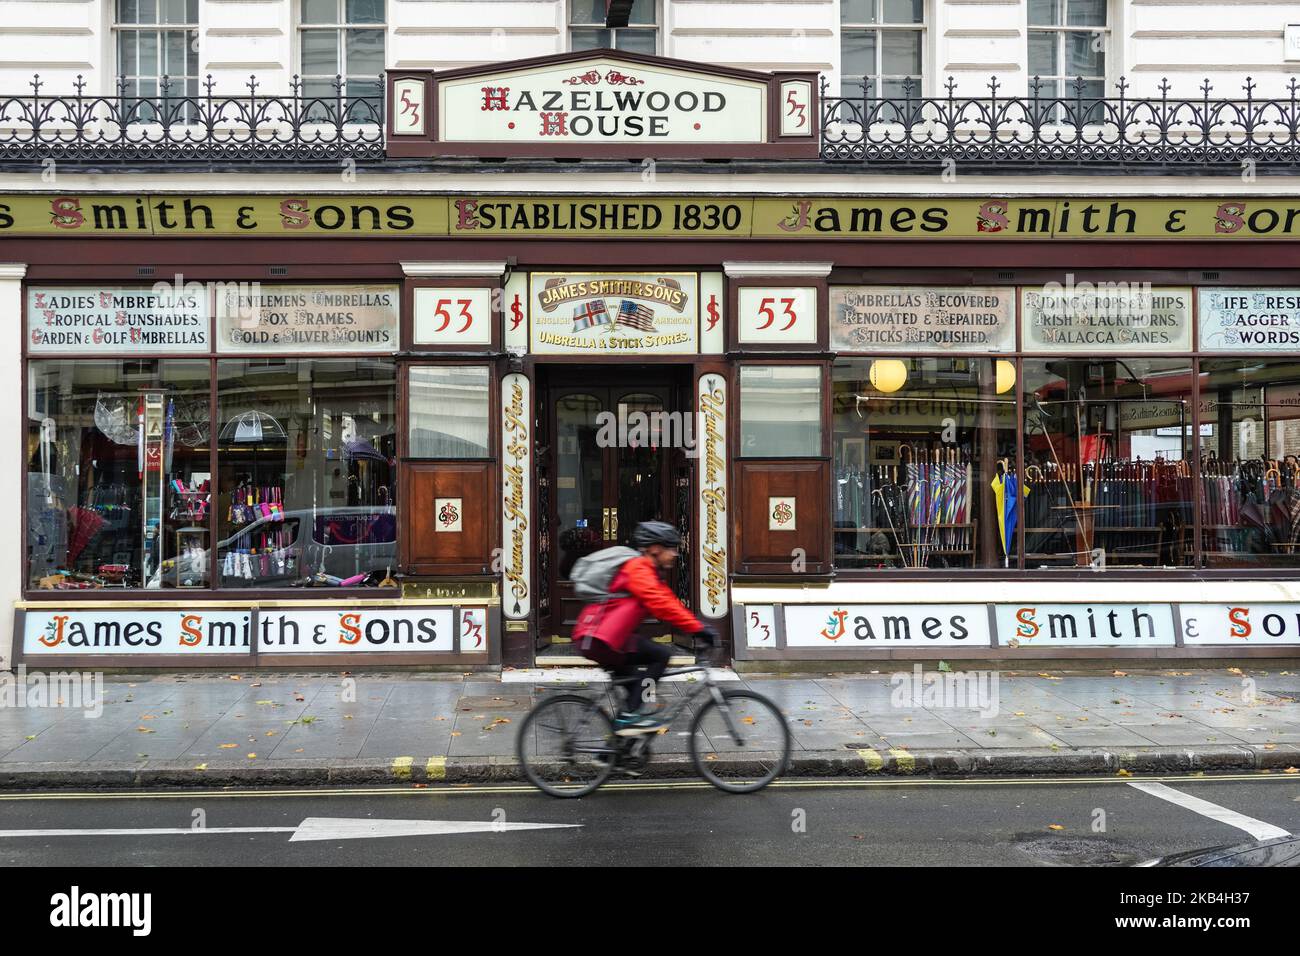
[546, 381, 675, 637]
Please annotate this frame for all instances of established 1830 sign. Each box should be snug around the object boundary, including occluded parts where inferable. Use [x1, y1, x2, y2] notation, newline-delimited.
[385, 50, 818, 160]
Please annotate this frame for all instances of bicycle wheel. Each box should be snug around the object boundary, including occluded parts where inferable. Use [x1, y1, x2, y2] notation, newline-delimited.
[516, 694, 618, 798]
[689, 689, 791, 794]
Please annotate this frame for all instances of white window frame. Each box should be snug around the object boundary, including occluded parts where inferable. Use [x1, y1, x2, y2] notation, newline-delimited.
[839, 0, 927, 101]
[1026, 0, 1112, 107]
[297, 0, 387, 101]
[112, 0, 200, 111]
[567, 0, 660, 55]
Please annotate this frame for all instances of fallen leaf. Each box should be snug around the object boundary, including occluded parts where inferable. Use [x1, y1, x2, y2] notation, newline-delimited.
[136, 726, 155, 734]
[1264, 743, 1278, 750]
[344, 715, 354, 720]
[218, 743, 238, 749]
[451, 731, 462, 737]
[705, 754, 716, 761]
[229, 675, 242, 681]
[1227, 667, 1244, 676]
[412, 783, 428, 789]
[1116, 768, 1132, 777]
[246, 753, 257, 759]
[1013, 712, 1026, 717]
[194, 763, 207, 771]
[1047, 824, 1065, 831]
[1112, 670, 1128, 677]
[265, 731, 277, 737]
[742, 716, 756, 725]
[294, 748, 304, 753]
[24, 735, 35, 741]
[1284, 767, 1299, 775]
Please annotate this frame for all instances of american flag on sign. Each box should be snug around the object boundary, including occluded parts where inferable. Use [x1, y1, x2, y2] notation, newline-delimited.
[572, 299, 610, 332]
[616, 300, 656, 333]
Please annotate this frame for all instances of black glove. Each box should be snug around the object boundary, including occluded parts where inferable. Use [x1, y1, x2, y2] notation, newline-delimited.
[695, 625, 719, 647]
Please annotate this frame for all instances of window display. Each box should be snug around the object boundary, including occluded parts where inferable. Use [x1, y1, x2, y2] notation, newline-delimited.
[215, 358, 397, 588]
[1198, 359, 1300, 567]
[27, 360, 211, 589]
[833, 358, 1017, 569]
[1022, 359, 1195, 569]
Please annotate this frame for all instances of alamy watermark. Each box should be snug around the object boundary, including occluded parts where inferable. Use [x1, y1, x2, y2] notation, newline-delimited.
[594, 406, 709, 459]
[890, 664, 999, 719]
[0, 666, 104, 718]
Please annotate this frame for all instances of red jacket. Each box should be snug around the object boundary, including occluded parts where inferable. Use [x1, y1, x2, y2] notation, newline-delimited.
[573, 555, 702, 654]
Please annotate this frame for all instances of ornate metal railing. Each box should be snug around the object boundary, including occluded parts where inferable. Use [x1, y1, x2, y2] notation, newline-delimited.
[0, 74, 385, 166]
[6, 71, 1300, 171]
[820, 75, 1300, 172]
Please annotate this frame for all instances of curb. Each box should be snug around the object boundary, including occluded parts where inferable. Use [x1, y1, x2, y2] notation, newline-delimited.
[0, 744, 1296, 790]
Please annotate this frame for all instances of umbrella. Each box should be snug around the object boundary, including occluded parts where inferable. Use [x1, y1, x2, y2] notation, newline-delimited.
[343, 439, 386, 463]
[66, 506, 105, 565]
[219, 410, 287, 444]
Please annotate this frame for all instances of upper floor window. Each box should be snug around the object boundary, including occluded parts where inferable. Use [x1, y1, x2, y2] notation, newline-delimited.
[1028, 0, 1108, 114]
[839, 0, 925, 101]
[569, 0, 658, 55]
[300, 0, 386, 118]
[115, 0, 199, 120]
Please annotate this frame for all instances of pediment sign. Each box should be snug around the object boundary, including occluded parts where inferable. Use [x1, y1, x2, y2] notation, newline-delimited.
[386, 49, 817, 160]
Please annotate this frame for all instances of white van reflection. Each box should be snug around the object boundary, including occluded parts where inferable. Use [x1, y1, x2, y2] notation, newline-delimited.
[151, 506, 397, 588]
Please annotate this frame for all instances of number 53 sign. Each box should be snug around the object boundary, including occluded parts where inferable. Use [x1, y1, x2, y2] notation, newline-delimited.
[414, 287, 494, 345]
[737, 287, 818, 344]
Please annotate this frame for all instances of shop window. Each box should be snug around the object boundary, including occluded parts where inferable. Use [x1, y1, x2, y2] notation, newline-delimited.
[407, 366, 491, 458]
[839, 0, 925, 108]
[300, 0, 386, 122]
[216, 358, 396, 588]
[569, 0, 658, 54]
[832, 358, 1017, 570]
[1028, 0, 1109, 123]
[738, 365, 822, 458]
[1198, 359, 1300, 568]
[1022, 358, 1195, 569]
[115, 0, 200, 122]
[27, 360, 212, 591]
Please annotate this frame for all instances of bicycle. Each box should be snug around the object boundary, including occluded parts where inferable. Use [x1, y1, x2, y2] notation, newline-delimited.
[515, 647, 792, 797]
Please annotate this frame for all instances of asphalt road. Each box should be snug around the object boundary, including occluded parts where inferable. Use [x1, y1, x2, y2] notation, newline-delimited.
[1, 774, 1298, 866]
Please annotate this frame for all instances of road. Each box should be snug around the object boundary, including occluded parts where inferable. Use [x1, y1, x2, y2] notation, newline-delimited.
[1, 774, 1297, 866]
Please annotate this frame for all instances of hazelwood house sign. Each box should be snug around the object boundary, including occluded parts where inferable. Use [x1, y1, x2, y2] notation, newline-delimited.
[385, 50, 818, 160]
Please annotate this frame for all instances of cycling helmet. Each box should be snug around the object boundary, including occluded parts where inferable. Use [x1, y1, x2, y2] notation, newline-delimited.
[631, 520, 681, 549]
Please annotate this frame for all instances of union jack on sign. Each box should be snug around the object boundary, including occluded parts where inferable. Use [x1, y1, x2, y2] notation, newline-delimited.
[572, 299, 610, 332]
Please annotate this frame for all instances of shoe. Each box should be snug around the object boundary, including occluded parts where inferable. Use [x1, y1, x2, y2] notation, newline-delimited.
[613, 711, 663, 736]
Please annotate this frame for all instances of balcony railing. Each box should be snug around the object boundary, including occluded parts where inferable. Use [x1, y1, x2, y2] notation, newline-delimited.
[820, 75, 1300, 172]
[0, 74, 384, 166]
[5, 72, 1300, 171]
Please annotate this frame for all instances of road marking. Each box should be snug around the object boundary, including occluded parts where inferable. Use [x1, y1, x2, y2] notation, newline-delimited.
[0, 826, 295, 838]
[0, 818, 581, 842]
[426, 756, 446, 781]
[1127, 781, 1292, 840]
[391, 756, 413, 780]
[1, 774, 1297, 801]
[856, 748, 883, 771]
[289, 818, 578, 842]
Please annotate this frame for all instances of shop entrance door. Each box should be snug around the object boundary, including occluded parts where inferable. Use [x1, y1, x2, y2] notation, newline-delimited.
[540, 369, 692, 651]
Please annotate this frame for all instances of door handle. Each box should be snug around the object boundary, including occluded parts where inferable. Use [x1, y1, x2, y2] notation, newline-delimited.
[610, 509, 618, 541]
[602, 507, 610, 540]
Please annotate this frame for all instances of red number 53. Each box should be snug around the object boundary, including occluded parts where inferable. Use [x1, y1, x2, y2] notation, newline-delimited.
[756, 297, 798, 331]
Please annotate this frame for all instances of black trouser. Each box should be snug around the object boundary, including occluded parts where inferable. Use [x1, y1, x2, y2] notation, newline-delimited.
[583, 636, 673, 712]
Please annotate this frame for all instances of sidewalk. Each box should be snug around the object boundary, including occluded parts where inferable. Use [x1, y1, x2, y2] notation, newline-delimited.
[0, 666, 1297, 788]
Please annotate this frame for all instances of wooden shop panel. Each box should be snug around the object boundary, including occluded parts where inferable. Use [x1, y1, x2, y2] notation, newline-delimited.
[403, 462, 495, 574]
[735, 460, 828, 574]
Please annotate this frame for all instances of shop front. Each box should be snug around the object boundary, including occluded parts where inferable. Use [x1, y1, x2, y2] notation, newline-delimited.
[3, 51, 1300, 670]
[7, 212, 1300, 669]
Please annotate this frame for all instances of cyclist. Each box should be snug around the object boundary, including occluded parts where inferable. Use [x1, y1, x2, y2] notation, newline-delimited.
[573, 520, 718, 735]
